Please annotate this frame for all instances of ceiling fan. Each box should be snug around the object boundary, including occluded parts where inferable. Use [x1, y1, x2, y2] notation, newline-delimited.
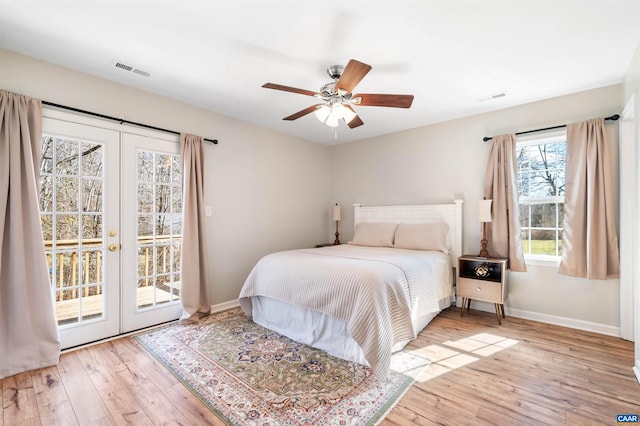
[262, 59, 414, 129]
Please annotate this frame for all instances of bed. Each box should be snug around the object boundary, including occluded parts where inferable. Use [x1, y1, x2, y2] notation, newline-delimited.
[238, 200, 463, 379]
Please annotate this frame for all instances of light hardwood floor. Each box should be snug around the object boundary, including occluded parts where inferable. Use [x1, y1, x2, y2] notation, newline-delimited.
[2, 307, 638, 425]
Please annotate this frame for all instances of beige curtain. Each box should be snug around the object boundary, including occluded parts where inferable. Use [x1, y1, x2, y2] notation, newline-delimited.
[179, 133, 210, 324]
[483, 133, 527, 272]
[0, 90, 60, 378]
[559, 118, 620, 279]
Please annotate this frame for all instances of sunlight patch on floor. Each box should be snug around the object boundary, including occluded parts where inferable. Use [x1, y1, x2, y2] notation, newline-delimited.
[400, 333, 519, 383]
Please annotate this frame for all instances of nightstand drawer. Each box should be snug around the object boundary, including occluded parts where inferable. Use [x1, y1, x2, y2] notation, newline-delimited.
[457, 277, 502, 303]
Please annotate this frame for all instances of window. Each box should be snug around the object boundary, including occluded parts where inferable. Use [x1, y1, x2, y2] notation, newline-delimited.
[516, 130, 566, 260]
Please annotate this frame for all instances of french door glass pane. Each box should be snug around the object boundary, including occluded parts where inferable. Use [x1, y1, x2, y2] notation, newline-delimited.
[135, 149, 182, 310]
[41, 135, 106, 326]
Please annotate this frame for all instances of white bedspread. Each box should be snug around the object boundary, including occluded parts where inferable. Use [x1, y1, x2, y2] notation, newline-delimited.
[238, 245, 452, 379]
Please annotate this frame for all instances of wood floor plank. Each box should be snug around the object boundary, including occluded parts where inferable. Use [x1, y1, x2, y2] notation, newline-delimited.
[57, 351, 110, 425]
[165, 382, 228, 426]
[31, 366, 78, 426]
[109, 339, 193, 425]
[2, 372, 40, 426]
[75, 343, 154, 426]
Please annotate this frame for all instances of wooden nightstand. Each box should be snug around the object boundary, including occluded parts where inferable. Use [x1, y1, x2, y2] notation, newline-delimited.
[457, 255, 508, 324]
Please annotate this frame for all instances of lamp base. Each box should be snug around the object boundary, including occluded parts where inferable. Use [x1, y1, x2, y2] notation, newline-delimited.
[478, 222, 491, 258]
[334, 221, 340, 245]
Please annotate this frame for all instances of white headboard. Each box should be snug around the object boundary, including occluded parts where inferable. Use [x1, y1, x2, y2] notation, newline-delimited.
[353, 200, 464, 268]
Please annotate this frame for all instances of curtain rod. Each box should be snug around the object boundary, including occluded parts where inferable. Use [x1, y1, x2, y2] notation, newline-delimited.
[482, 114, 620, 142]
[42, 101, 219, 145]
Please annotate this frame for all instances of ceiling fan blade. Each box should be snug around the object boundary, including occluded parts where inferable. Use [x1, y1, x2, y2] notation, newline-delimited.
[336, 59, 372, 93]
[347, 115, 364, 129]
[283, 104, 323, 121]
[262, 83, 320, 97]
[343, 104, 363, 128]
[355, 93, 414, 108]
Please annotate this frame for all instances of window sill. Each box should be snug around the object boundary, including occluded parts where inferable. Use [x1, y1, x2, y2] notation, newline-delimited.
[524, 255, 560, 268]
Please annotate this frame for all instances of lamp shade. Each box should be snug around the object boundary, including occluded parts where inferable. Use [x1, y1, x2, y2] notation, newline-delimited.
[478, 199, 492, 222]
[314, 105, 330, 123]
[332, 203, 342, 221]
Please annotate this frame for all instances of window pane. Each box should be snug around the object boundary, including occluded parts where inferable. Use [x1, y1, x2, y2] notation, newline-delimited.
[557, 230, 563, 256]
[156, 154, 172, 183]
[82, 178, 103, 212]
[172, 186, 182, 213]
[138, 184, 153, 213]
[520, 230, 531, 255]
[56, 138, 79, 175]
[516, 146, 529, 172]
[41, 136, 54, 174]
[137, 151, 154, 182]
[172, 156, 181, 184]
[529, 203, 558, 228]
[80, 285, 103, 321]
[519, 203, 530, 228]
[171, 214, 182, 236]
[40, 175, 53, 212]
[155, 215, 171, 236]
[138, 215, 154, 237]
[529, 229, 558, 256]
[57, 177, 79, 212]
[518, 174, 529, 197]
[82, 214, 103, 239]
[81, 142, 103, 177]
[41, 214, 53, 241]
[156, 185, 170, 213]
[56, 214, 79, 242]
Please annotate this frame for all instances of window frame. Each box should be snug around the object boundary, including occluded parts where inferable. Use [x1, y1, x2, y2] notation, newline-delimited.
[516, 129, 566, 267]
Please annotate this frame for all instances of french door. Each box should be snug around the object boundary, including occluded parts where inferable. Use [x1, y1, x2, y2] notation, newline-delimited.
[41, 110, 182, 349]
[120, 132, 183, 333]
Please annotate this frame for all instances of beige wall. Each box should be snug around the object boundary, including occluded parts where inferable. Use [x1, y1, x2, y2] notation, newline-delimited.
[331, 84, 623, 331]
[0, 48, 332, 305]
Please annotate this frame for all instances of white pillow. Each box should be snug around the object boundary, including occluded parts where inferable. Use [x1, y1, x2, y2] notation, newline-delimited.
[349, 222, 398, 247]
[393, 222, 449, 253]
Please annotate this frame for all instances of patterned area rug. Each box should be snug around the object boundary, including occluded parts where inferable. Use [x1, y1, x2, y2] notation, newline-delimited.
[135, 308, 430, 425]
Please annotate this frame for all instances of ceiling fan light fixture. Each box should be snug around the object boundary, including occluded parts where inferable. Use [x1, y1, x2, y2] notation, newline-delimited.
[314, 105, 330, 123]
[325, 114, 340, 127]
[331, 103, 347, 120]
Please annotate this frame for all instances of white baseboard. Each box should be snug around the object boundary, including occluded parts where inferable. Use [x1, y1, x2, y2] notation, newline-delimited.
[634, 359, 640, 385]
[211, 299, 240, 313]
[455, 297, 621, 337]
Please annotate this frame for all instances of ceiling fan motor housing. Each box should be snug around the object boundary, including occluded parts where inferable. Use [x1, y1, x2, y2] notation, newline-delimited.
[326, 65, 344, 80]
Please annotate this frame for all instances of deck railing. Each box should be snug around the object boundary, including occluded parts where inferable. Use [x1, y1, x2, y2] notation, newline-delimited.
[44, 235, 181, 301]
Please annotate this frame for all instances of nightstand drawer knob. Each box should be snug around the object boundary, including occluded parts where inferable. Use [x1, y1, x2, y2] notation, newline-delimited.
[477, 287, 481, 291]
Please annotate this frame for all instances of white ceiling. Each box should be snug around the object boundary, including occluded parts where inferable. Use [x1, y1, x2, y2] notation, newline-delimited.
[1, 1, 639, 145]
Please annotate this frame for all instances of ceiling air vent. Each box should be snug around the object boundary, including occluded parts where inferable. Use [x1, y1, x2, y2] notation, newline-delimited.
[478, 91, 507, 102]
[131, 68, 151, 77]
[112, 60, 151, 77]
